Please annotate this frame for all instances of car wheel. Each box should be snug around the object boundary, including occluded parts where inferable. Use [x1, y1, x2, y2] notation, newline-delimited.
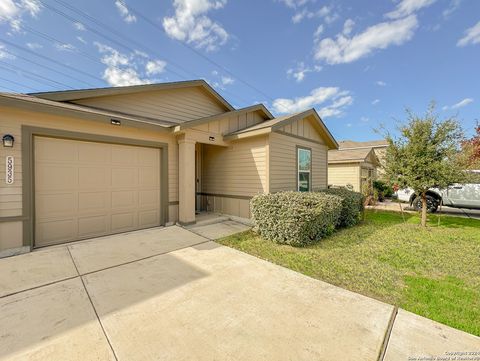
[413, 195, 438, 213]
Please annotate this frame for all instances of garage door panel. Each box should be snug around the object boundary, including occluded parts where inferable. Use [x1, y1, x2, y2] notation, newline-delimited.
[111, 191, 136, 208]
[78, 142, 111, 163]
[111, 168, 138, 188]
[37, 218, 77, 246]
[139, 168, 158, 187]
[34, 137, 162, 247]
[139, 190, 159, 207]
[35, 137, 77, 162]
[78, 215, 109, 238]
[36, 193, 77, 217]
[139, 210, 160, 227]
[36, 166, 77, 191]
[78, 192, 109, 213]
[137, 147, 159, 166]
[111, 212, 136, 232]
[78, 167, 110, 189]
[111, 145, 137, 164]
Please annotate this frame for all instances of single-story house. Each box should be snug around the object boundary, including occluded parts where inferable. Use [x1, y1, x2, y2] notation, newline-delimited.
[328, 147, 379, 192]
[337, 140, 388, 174]
[0, 80, 338, 256]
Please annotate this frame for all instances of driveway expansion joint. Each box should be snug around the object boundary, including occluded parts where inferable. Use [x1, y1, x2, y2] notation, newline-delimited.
[378, 306, 398, 361]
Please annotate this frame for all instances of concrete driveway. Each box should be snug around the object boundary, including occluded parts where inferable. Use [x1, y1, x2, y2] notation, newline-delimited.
[0, 223, 478, 360]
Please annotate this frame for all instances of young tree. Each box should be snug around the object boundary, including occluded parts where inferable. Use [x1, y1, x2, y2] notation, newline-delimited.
[461, 122, 480, 169]
[383, 104, 465, 226]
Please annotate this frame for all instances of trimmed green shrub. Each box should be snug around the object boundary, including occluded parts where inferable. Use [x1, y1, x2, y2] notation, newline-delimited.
[373, 180, 393, 200]
[318, 188, 364, 227]
[250, 191, 342, 246]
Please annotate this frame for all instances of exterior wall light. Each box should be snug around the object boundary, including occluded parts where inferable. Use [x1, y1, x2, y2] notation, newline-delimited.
[111, 119, 121, 126]
[2, 134, 14, 147]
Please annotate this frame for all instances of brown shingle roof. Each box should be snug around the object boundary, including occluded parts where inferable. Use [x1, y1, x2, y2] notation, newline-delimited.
[338, 139, 388, 149]
[328, 148, 376, 163]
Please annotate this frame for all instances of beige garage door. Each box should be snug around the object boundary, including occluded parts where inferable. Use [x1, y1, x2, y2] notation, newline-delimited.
[34, 136, 161, 247]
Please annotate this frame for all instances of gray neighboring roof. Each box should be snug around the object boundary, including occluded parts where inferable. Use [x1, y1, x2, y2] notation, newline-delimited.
[224, 108, 338, 149]
[338, 139, 388, 149]
[30, 79, 234, 112]
[328, 148, 378, 164]
[0, 92, 172, 131]
[172, 104, 273, 132]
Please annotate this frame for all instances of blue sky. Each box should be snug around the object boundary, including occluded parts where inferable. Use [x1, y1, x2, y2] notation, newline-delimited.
[0, 0, 479, 141]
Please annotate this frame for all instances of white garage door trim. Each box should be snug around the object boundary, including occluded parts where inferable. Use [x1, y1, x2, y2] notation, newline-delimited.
[21, 126, 169, 249]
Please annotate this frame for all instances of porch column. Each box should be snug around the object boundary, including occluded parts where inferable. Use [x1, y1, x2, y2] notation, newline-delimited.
[178, 138, 196, 225]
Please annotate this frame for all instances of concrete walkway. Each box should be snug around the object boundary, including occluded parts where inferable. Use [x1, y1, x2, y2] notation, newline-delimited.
[0, 222, 478, 360]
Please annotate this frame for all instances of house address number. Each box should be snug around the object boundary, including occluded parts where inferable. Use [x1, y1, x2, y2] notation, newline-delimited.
[5, 156, 14, 185]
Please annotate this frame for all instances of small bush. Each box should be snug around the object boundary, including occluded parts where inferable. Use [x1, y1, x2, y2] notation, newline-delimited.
[251, 191, 342, 246]
[318, 188, 364, 227]
[373, 180, 394, 201]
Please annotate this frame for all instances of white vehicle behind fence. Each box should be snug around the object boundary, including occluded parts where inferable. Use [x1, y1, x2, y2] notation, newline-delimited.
[396, 179, 480, 213]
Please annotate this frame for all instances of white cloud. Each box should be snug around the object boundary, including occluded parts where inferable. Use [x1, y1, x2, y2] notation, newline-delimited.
[54, 43, 76, 52]
[0, 0, 41, 32]
[95, 42, 167, 87]
[163, 0, 229, 52]
[314, 15, 418, 65]
[372, 99, 380, 105]
[286, 62, 321, 82]
[76, 36, 87, 44]
[443, 98, 474, 110]
[277, 0, 311, 9]
[342, 19, 355, 35]
[0, 44, 14, 59]
[361, 116, 369, 122]
[221, 75, 234, 85]
[73, 21, 86, 31]
[272, 86, 352, 117]
[443, 0, 462, 18]
[26, 42, 42, 49]
[318, 95, 353, 117]
[457, 21, 480, 47]
[145, 60, 167, 75]
[385, 0, 436, 19]
[376, 80, 387, 86]
[291, 6, 333, 24]
[313, 24, 324, 41]
[115, 0, 136, 23]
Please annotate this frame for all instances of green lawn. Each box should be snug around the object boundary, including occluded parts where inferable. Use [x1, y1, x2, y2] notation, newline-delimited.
[217, 210, 480, 336]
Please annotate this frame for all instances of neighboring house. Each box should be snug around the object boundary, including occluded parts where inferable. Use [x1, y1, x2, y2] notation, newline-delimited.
[337, 139, 388, 174]
[0, 80, 338, 256]
[328, 148, 380, 192]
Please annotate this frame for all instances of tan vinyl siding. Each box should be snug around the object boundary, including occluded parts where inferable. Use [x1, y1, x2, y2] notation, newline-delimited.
[73, 87, 226, 124]
[0, 106, 178, 222]
[191, 110, 265, 134]
[328, 163, 361, 191]
[278, 117, 323, 143]
[202, 136, 268, 197]
[202, 196, 251, 219]
[269, 132, 328, 192]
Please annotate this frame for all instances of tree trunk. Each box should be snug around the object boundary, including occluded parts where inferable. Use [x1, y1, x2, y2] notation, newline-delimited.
[421, 192, 427, 227]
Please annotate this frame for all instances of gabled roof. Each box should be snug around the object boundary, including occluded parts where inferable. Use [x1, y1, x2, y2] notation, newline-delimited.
[338, 139, 388, 149]
[172, 104, 273, 132]
[0, 92, 171, 131]
[328, 148, 379, 164]
[223, 108, 338, 149]
[30, 79, 234, 112]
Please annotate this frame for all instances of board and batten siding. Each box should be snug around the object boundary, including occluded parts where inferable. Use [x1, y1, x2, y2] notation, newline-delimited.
[73, 87, 227, 125]
[278, 116, 324, 143]
[269, 131, 328, 193]
[201, 136, 268, 219]
[191, 110, 265, 134]
[0, 106, 179, 252]
[328, 163, 361, 191]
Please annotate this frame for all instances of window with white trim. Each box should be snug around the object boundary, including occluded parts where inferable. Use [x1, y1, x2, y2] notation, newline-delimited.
[297, 147, 311, 192]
